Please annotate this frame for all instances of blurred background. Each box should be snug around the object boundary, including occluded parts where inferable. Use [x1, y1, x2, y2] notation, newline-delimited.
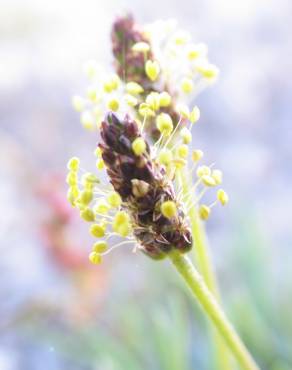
[1, 0, 292, 369]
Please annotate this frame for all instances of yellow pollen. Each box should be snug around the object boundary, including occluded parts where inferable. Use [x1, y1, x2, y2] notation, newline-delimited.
[125, 94, 138, 107]
[67, 186, 79, 206]
[159, 92, 171, 107]
[146, 92, 160, 111]
[181, 78, 194, 94]
[212, 170, 223, 185]
[92, 241, 108, 253]
[90, 224, 106, 238]
[177, 144, 189, 159]
[66, 171, 78, 186]
[190, 106, 200, 123]
[157, 149, 173, 166]
[176, 104, 190, 119]
[72, 95, 85, 112]
[93, 200, 110, 215]
[161, 201, 177, 219]
[89, 251, 102, 265]
[180, 127, 192, 144]
[79, 189, 93, 205]
[217, 189, 229, 206]
[126, 82, 144, 95]
[132, 137, 147, 156]
[199, 205, 210, 220]
[96, 159, 105, 170]
[139, 103, 155, 118]
[201, 175, 217, 187]
[196, 63, 219, 79]
[145, 60, 160, 81]
[132, 42, 150, 53]
[107, 98, 119, 112]
[196, 165, 211, 178]
[192, 150, 204, 162]
[113, 211, 131, 237]
[107, 191, 122, 208]
[81, 111, 95, 130]
[80, 208, 95, 222]
[67, 157, 80, 172]
[156, 113, 173, 136]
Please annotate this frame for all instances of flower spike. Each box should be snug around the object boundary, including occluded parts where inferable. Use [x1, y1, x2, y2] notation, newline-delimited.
[99, 112, 192, 259]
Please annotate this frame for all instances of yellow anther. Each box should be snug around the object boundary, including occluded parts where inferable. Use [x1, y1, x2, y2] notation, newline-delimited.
[190, 106, 200, 123]
[181, 77, 194, 94]
[196, 63, 219, 79]
[176, 103, 190, 119]
[132, 137, 147, 156]
[90, 224, 106, 238]
[217, 189, 229, 206]
[66, 171, 78, 186]
[201, 175, 216, 187]
[107, 98, 119, 112]
[146, 92, 160, 111]
[67, 157, 80, 172]
[86, 86, 98, 102]
[212, 170, 223, 185]
[79, 189, 93, 205]
[89, 251, 102, 265]
[113, 210, 129, 224]
[113, 211, 131, 237]
[126, 82, 144, 95]
[94, 147, 102, 158]
[72, 95, 85, 112]
[103, 81, 113, 93]
[96, 159, 105, 170]
[173, 31, 190, 45]
[187, 43, 207, 60]
[172, 158, 187, 169]
[81, 111, 95, 130]
[92, 241, 108, 253]
[145, 60, 160, 81]
[125, 94, 138, 107]
[67, 186, 79, 206]
[197, 165, 211, 177]
[94, 200, 110, 215]
[83, 60, 98, 79]
[161, 200, 177, 219]
[103, 75, 120, 93]
[199, 205, 210, 220]
[156, 113, 173, 136]
[192, 150, 204, 162]
[110, 74, 120, 90]
[139, 103, 155, 118]
[81, 173, 99, 186]
[158, 149, 173, 166]
[80, 208, 95, 222]
[177, 144, 189, 159]
[132, 42, 150, 53]
[159, 92, 171, 107]
[107, 191, 122, 208]
[180, 127, 192, 144]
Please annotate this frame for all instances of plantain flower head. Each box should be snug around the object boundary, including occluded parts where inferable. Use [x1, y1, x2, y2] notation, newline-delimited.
[72, 15, 218, 140]
[66, 108, 228, 264]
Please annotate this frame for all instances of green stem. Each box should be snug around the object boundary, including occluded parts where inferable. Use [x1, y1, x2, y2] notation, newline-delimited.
[178, 169, 231, 369]
[169, 250, 260, 370]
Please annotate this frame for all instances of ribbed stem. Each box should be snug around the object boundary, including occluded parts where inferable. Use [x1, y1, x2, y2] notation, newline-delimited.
[169, 251, 260, 370]
[178, 169, 232, 369]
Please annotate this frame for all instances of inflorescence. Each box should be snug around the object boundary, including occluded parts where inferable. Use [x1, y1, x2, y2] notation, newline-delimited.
[67, 15, 228, 265]
[72, 15, 218, 140]
[66, 107, 228, 264]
